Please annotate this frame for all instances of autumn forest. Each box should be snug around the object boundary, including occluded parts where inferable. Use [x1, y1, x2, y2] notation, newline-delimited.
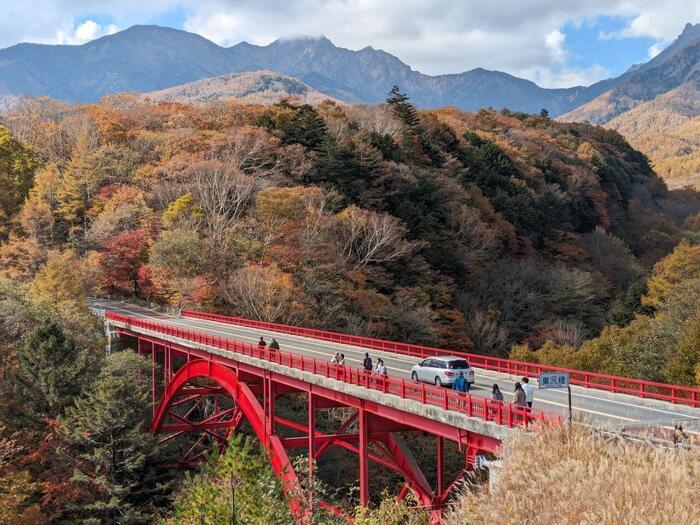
[1, 88, 699, 522]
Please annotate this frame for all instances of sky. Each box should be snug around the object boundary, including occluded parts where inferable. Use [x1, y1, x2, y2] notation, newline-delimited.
[1, 1, 698, 88]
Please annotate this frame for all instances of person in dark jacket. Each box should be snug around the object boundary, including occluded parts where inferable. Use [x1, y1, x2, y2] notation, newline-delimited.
[269, 338, 280, 351]
[492, 384, 504, 401]
[362, 353, 373, 372]
[258, 337, 267, 349]
[453, 371, 468, 393]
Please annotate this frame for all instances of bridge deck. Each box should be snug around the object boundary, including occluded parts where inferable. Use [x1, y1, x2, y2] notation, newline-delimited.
[91, 299, 699, 431]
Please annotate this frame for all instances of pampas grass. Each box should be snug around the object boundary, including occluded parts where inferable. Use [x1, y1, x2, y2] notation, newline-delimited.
[445, 425, 700, 525]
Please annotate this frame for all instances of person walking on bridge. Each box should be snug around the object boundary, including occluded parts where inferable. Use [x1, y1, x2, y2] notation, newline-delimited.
[258, 337, 267, 350]
[491, 384, 503, 401]
[453, 371, 468, 393]
[376, 359, 387, 376]
[269, 338, 280, 351]
[521, 377, 534, 408]
[513, 382, 527, 406]
[363, 353, 373, 372]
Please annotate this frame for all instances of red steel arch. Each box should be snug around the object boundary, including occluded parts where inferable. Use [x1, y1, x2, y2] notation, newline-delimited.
[121, 328, 509, 523]
[152, 359, 303, 513]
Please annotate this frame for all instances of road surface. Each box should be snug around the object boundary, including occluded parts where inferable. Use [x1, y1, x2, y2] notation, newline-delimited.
[90, 299, 699, 432]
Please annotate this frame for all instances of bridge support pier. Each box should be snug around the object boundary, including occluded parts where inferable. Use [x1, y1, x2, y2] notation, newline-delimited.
[308, 392, 315, 482]
[359, 404, 369, 506]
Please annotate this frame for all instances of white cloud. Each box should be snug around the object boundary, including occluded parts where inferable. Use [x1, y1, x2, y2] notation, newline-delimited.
[53, 20, 121, 45]
[176, 0, 698, 86]
[0, 0, 697, 88]
[530, 63, 611, 88]
[183, 10, 246, 46]
[74, 20, 100, 42]
[545, 30, 567, 62]
[648, 42, 664, 58]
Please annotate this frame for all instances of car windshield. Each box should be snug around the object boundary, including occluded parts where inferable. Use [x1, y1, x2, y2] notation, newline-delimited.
[448, 360, 470, 369]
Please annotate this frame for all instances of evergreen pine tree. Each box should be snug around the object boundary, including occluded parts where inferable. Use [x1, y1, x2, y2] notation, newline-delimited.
[12, 320, 91, 427]
[386, 85, 419, 128]
[58, 351, 174, 524]
[258, 100, 328, 150]
[171, 434, 293, 525]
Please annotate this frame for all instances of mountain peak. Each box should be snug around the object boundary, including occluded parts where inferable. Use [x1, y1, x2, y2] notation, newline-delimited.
[681, 22, 699, 36]
[271, 35, 333, 47]
[675, 22, 700, 45]
[85, 24, 215, 48]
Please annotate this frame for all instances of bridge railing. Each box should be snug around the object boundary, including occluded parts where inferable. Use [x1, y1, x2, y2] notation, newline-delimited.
[107, 312, 561, 429]
[181, 310, 700, 408]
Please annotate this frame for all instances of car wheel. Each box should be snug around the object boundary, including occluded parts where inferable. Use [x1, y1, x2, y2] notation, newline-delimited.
[434, 376, 442, 387]
[411, 372, 419, 381]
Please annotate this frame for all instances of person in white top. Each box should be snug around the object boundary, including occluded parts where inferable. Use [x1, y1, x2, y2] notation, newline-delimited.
[376, 359, 388, 375]
[330, 352, 341, 364]
[521, 377, 535, 408]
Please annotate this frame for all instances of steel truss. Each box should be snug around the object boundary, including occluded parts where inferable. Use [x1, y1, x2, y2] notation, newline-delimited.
[128, 331, 501, 524]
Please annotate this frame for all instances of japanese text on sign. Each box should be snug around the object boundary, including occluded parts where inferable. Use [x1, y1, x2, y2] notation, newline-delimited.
[539, 371, 569, 389]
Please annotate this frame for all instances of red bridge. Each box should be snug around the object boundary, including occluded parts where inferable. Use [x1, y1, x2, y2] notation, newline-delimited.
[92, 299, 700, 522]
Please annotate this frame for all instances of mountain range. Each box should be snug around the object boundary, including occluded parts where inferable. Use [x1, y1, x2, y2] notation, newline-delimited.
[1, 23, 698, 116]
[0, 23, 690, 116]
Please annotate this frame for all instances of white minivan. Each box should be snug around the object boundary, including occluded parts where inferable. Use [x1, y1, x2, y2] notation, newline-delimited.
[410, 356, 475, 387]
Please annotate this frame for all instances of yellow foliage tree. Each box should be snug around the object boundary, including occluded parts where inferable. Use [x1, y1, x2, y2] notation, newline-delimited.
[663, 310, 700, 387]
[18, 193, 53, 245]
[56, 131, 98, 235]
[0, 234, 47, 281]
[18, 163, 62, 245]
[30, 251, 84, 305]
[0, 125, 41, 237]
[80, 249, 104, 296]
[643, 241, 700, 308]
[255, 186, 307, 227]
[162, 193, 204, 230]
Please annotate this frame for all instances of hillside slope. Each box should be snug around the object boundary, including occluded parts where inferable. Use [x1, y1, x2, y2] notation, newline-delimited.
[560, 38, 700, 124]
[144, 70, 340, 106]
[560, 24, 700, 188]
[2, 94, 698, 366]
[606, 82, 700, 188]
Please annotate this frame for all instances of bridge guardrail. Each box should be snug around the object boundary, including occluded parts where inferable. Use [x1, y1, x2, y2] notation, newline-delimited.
[181, 310, 700, 408]
[107, 312, 561, 429]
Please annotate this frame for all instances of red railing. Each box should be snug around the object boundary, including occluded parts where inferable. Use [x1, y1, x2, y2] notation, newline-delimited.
[182, 310, 700, 408]
[106, 312, 560, 429]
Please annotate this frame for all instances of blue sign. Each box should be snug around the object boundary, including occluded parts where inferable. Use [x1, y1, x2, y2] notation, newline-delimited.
[539, 371, 569, 389]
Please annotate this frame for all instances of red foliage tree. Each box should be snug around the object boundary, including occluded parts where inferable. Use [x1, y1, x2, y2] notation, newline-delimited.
[99, 229, 148, 295]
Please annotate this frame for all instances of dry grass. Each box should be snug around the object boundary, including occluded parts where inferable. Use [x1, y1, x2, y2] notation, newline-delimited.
[444, 425, 700, 525]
